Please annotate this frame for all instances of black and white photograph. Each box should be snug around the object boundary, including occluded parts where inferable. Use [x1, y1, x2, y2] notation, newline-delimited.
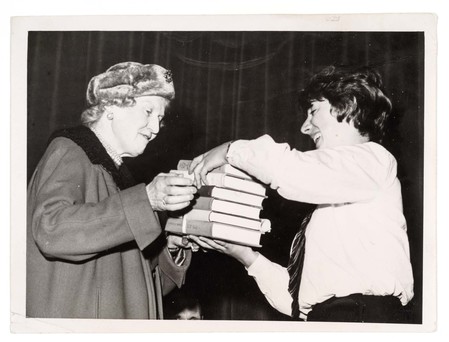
[10, 13, 437, 333]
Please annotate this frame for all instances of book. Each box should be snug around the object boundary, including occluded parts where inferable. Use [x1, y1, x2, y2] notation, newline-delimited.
[197, 185, 265, 208]
[177, 159, 253, 180]
[173, 169, 266, 196]
[192, 196, 261, 220]
[165, 217, 262, 248]
[184, 209, 271, 233]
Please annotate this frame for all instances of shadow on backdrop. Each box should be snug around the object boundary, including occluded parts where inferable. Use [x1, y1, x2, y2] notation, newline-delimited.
[27, 31, 424, 322]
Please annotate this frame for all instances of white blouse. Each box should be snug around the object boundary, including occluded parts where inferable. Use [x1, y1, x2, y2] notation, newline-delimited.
[227, 135, 414, 319]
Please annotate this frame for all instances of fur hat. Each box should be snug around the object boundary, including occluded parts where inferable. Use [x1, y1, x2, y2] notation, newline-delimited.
[86, 62, 175, 106]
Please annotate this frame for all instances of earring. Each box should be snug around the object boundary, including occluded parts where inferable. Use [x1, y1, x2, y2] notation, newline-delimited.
[106, 112, 113, 120]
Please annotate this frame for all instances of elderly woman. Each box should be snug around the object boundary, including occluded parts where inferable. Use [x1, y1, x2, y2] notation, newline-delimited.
[26, 62, 197, 319]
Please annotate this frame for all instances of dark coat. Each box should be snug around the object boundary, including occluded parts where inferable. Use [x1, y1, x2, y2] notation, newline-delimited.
[26, 137, 191, 319]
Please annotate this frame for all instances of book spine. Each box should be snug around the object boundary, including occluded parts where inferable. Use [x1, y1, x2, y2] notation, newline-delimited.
[184, 209, 212, 222]
[185, 209, 262, 231]
[220, 175, 266, 196]
[197, 186, 265, 207]
[165, 218, 261, 247]
[196, 186, 215, 197]
[165, 217, 213, 236]
[185, 220, 261, 247]
[164, 217, 184, 234]
[192, 197, 214, 210]
[193, 197, 261, 219]
[209, 211, 261, 230]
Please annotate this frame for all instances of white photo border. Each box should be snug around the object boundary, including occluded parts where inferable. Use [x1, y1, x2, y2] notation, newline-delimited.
[10, 14, 437, 333]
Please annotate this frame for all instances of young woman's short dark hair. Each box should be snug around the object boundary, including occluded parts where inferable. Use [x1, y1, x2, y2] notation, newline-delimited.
[298, 65, 392, 143]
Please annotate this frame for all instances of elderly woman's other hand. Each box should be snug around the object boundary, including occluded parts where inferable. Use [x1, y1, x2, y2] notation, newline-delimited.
[188, 141, 231, 188]
[146, 172, 197, 211]
[167, 235, 200, 252]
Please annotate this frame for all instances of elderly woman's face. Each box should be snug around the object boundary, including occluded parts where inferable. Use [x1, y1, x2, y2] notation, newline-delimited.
[110, 96, 167, 157]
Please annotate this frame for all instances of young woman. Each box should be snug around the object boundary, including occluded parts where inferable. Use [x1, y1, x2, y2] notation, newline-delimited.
[188, 66, 414, 323]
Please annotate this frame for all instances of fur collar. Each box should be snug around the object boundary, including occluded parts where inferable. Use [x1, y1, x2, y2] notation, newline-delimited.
[49, 125, 137, 190]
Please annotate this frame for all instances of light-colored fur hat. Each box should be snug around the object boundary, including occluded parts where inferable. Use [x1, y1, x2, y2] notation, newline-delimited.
[86, 62, 175, 106]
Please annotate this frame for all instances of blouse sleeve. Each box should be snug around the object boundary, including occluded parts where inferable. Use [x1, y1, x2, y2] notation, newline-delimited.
[246, 254, 293, 316]
[227, 135, 397, 204]
[28, 139, 162, 262]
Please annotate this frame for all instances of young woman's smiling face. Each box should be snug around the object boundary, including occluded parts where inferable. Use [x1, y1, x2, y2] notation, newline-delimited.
[110, 95, 167, 157]
[300, 99, 366, 149]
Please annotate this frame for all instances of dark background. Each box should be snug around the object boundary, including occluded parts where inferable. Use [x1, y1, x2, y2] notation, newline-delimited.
[27, 31, 424, 322]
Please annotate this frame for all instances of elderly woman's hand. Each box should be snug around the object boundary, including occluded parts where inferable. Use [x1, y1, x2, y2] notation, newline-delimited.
[146, 172, 197, 211]
[188, 141, 232, 188]
[167, 234, 200, 252]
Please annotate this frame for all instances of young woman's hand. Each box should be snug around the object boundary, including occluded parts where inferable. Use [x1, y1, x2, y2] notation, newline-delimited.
[188, 141, 232, 188]
[187, 235, 259, 268]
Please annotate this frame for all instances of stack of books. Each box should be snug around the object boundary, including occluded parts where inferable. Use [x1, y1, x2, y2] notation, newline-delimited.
[165, 160, 270, 247]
